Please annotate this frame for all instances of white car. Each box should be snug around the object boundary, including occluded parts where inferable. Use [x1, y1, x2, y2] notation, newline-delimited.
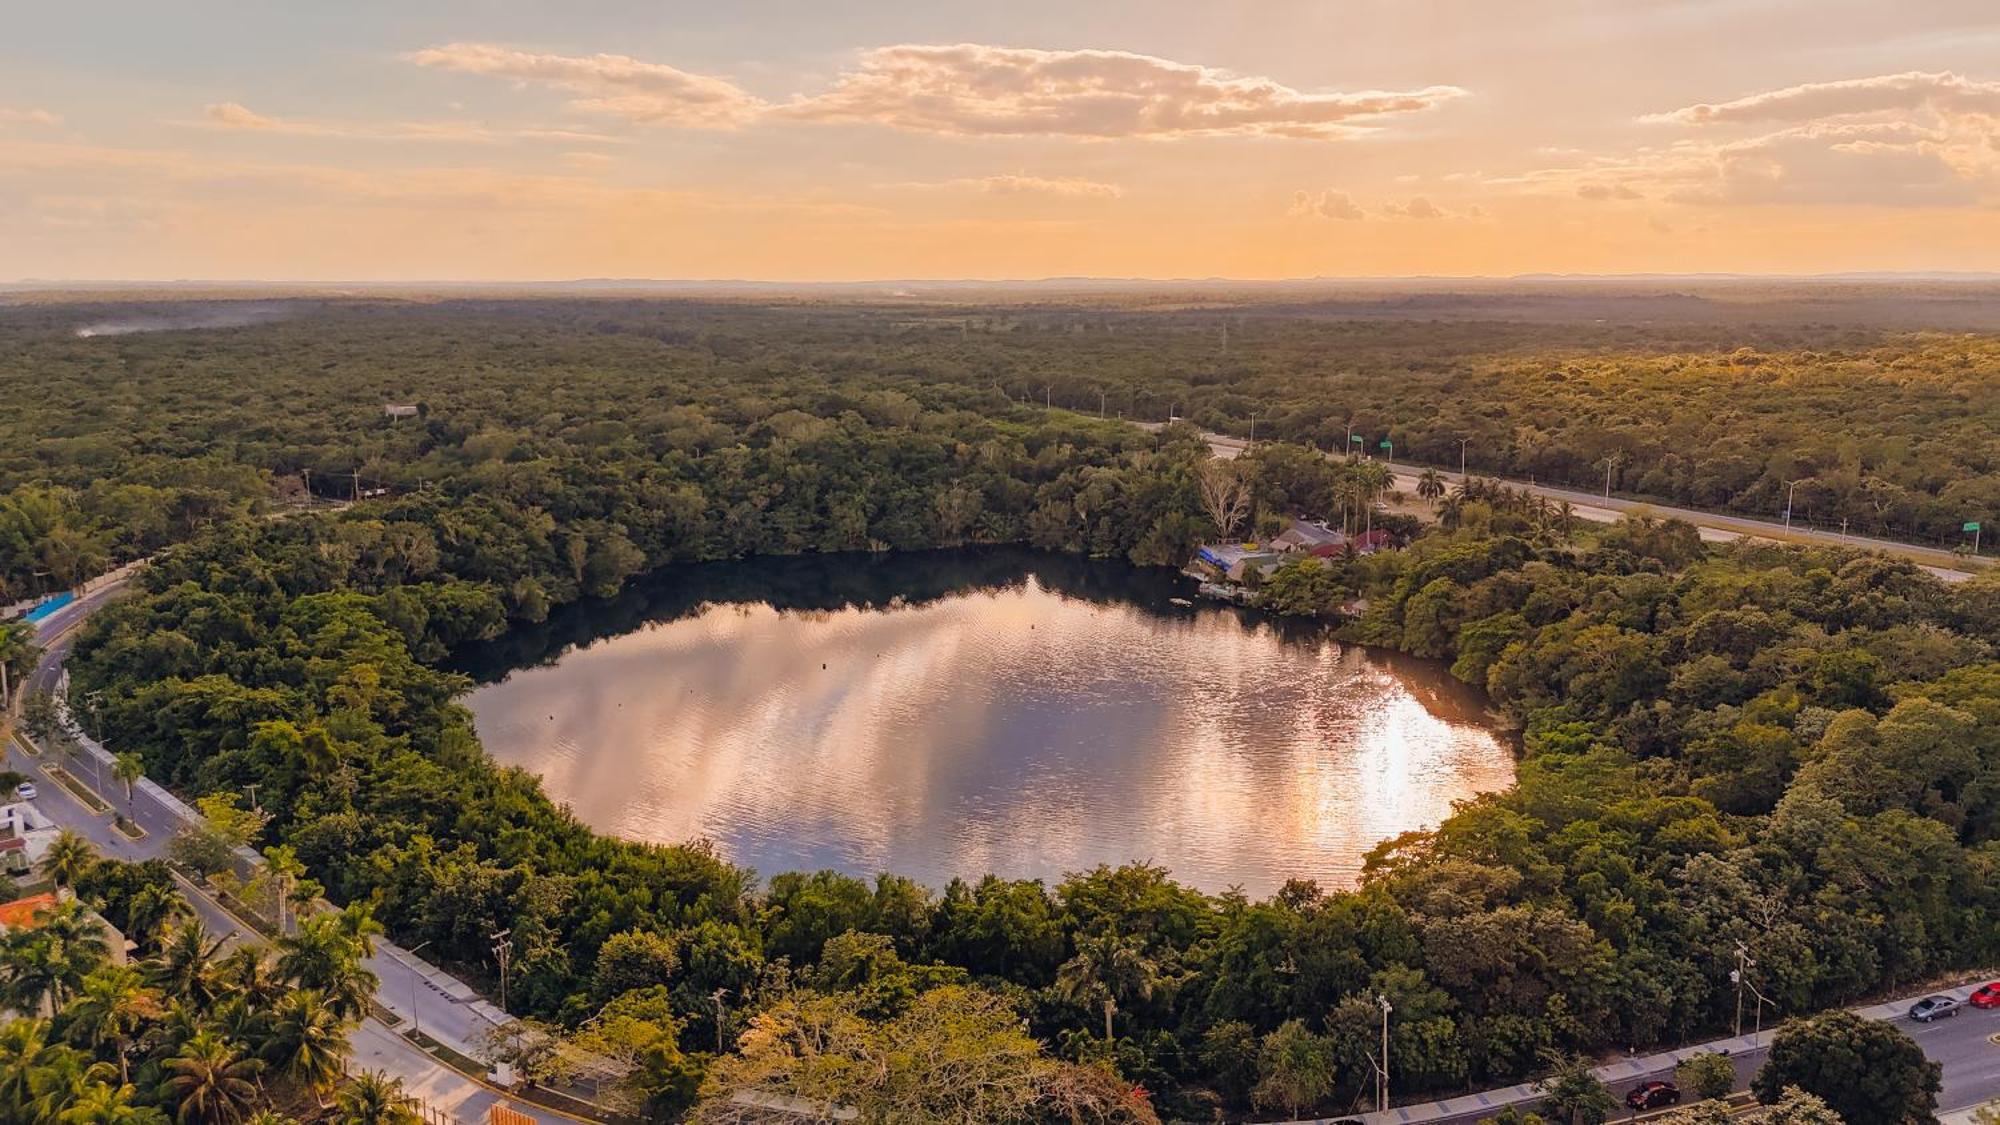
[13, 782, 37, 801]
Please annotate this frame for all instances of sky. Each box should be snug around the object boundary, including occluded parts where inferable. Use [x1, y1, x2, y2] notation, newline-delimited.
[3, 0, 1999, 281]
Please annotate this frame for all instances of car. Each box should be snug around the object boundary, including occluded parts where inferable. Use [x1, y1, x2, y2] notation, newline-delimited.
[12, 782, 35, 801]
[1909, 996, 1961, 1022]
[1970, 983, 2000, 1009]
[1626, 1081, 1681, 1111]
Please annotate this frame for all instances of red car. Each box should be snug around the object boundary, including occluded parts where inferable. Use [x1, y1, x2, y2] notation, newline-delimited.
[1972, 982, 2000, 1009]
[1626, 1082, 1681, 1111]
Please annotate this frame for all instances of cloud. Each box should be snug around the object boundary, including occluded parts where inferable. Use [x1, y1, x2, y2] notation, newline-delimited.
[1383, 196, 1446, 219]
[0, 108, 60, 127]
[1495, 71, 2000, 209]
[408, 40, 1465, 141]
[906, 174, 1123, 198]
[407, 42, 765, 128]
[782, 44, 1465, 139]
[1289, 189, 1364, 219]
[1644, 71, 2000, 126]
[193, 101, 621, 145]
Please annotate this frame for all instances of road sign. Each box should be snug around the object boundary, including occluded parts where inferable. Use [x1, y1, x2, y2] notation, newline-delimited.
[1349, 434, 1363, 444]
[1379, 439, 1392, 450]
[1967, 521, 1983, 532]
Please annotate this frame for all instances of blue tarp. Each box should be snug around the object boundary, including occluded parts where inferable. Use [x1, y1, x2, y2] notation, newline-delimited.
[23, 592, 75, 624]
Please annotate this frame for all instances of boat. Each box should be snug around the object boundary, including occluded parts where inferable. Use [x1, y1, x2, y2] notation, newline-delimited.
[1169, 596, 1194, 607]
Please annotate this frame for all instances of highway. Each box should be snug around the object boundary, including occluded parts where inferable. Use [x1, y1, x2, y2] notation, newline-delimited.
[1146, 425, 1986, 584]
[6, 574, 588, 1125]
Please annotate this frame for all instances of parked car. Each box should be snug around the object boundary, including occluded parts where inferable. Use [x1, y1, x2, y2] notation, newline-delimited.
[1970, 983, 2000, 1009]
[12, 782, 35, 801]
[1909, 996, 1961, 1022]
[1626, 1081, 1681, 1111]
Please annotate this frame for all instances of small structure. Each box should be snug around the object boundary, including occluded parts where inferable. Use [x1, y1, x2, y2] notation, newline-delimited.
[0, 803, 60, 876]
[1194, 544, 1286, 583]
[1351, 529, 1393, 554]
[382, 403, 420, 420]
[0, 890, 129, 965]
[1270, 518, 1348, 557]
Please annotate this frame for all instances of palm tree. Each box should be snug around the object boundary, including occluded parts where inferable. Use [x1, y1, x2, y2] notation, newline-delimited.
[151, 924, 226, 1008]
[62, 964, 158, 1084]
[1416, 468, 1447, 506]
[162, 1031, 262, 1125]
[275, 915, 377, 1021]
[0, 1017, 61, 1109]
[1054, 933, 1162, 1042]
[216, 948, 286, 1011]
[52, 1079, 166, 1125]
[43, 830, 97, 891]
[261, 990, 350, 1104]
[120, 885, 190, 956]
[110, 754, 145, 824]
[332, 1071, 421, 1125]
[28, 1049, 117, 1125]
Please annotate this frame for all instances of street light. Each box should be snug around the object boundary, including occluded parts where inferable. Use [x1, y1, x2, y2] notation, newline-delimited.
[407, 939, 433, 1040]
[1731, 942, 1756, 1038]
[1377, 994, 1394, 1113]
[1601, 453, 1623, 503]
[1458, 437, 1472, 480]
[1783, 479, 1807, 532]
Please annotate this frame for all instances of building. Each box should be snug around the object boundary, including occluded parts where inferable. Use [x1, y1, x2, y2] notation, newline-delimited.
[1270, 518, 1348, 557]
[0, 802, 60, 877]
[0, 890, 129, 965]
[1194, 544, 1287, 583]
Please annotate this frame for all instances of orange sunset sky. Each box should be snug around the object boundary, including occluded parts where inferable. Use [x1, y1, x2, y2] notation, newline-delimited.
[4, 1, 1998, 281]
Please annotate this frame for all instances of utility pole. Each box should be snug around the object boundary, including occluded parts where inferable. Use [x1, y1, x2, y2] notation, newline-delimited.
[1783, 479, 1804, 532]
[1377, 994, 1393, 1113]
[491, 928, 513, 1014]
[1602, 453, 1623, 502]
[1098, 390, 1105, 419]
[351, 469, 361, 503]
[1248, 413, 1256, 444]
[1044, 386, 1051, 409]
[712, 988, 729, 1054]
[1731, 942, 1755, 1038]
[1458, 436, 1471, 480]
[408, 940, 432, 1039]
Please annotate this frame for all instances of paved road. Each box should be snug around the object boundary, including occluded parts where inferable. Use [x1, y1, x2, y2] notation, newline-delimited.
[1150, 426, 1986, 584]
[7, 576, 584, 1125]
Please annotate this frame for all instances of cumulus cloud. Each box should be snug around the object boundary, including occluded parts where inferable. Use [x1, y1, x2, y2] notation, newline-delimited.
[1496, 70, 2000, 209]
[1643, 71, 2000, 126]
[409, 40, 1463, 141]
[1289, 189, 1365, 219]
[0, 108, 60, 127]
[194, 101, 619, 145]
[1383, 196, 1446, 219]
[782, 44, 1464, 139]
[407, 42, 766, 128]
[908, 174, 1123, 198]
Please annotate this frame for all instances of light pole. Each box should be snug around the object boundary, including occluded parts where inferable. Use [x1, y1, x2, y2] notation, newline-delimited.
[1248, 413, 1256, 444]
[1377, 994, 1393, 1113]
[1783, 479, 1805, 532]
[407, 939, 432, 1040]
[1458, 437, 1471, 480]
[1602, 453, 1623, 503]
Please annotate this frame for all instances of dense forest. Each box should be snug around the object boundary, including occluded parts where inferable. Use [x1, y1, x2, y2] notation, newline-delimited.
[4, 294, 1998, 1122]
[3, 292, 1996, 601]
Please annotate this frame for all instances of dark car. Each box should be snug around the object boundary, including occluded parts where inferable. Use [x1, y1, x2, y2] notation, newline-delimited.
[1909, 996, 1961, 1022]
[1626, 1081, 1681, 1111]
[1970, 983, 2000, 1010]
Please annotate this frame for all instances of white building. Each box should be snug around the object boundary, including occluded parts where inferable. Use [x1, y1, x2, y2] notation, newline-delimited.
[0, 802, 60, 876]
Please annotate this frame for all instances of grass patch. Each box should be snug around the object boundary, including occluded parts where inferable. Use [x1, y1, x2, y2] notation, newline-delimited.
[42, 764, 111, 813]
[112, 815, 145, 840]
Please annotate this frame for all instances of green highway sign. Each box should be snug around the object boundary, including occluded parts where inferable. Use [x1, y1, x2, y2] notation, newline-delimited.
[1380, 439, 1392, 449]
[1349, 434, 1364, 443]
[1968, 522, 1983, 532]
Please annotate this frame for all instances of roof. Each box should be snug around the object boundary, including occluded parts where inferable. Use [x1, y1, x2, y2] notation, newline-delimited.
[1280, 520, 1345, 546]
[0, 893, 59, 930]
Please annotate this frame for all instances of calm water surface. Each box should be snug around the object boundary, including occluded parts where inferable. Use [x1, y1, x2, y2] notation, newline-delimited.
[457, 550, 1514, 895]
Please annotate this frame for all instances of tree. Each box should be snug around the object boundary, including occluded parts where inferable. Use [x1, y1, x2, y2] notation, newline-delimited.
[1197, 460, 1251, 541]
[276, 912, 379, 1020]
[44, 830, 98, 891]
[1536, 1053, 1617, 1125]
[1752, 1011, 1940, 1125]
[1252, 1020, 1337, 1117]
[0, 1017, 62, 1110]
[62, 964, 158, 1084]
[1054, 933, 1161, 1042]
[54, 1079, 167, 1125]
[162, 1031, 263, 1125]
[151, 924, 227, 1008]
[592, 929, 680, 1001]
[332, 1071, 422, 1125]
[262, 990, 351, 1104]
[110, 754, 144, 823]
[1417, 469, 1448, 506]
[1676, 1052, 1737, 1102]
